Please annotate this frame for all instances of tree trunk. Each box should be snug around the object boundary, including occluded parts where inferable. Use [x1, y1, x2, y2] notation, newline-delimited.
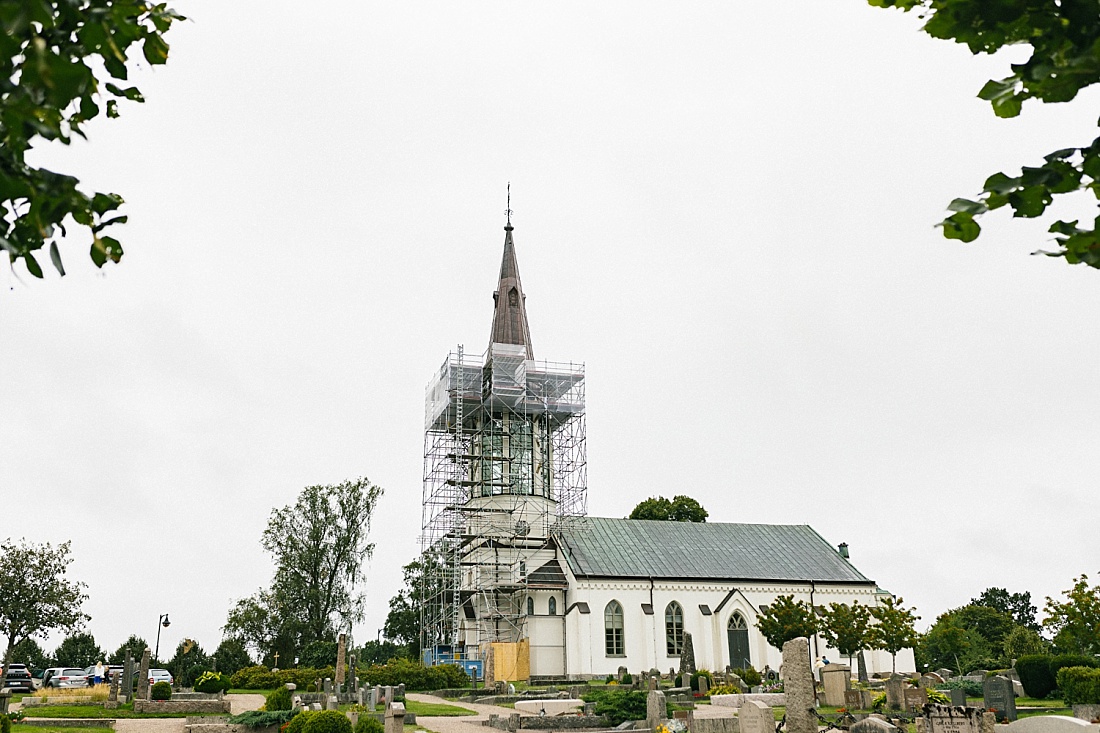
[1, 634, 13, 689]
[891, 652, 897, 673]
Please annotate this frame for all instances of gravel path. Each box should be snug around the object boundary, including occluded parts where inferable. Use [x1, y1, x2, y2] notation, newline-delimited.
[406, 692, 528, 733]
[114, 719, 187, 733]
[227, 694, 267, 715]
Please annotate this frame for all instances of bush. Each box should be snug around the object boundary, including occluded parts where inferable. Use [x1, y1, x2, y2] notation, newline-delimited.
[1, 713, 10, 733]
[359, 658, 468, 690]
[354, 717, 384, 733]
[228, 710, 298, 729]
[151, 681, 172, 701]
[302, 710, 352, 733]
[937, 679, 984, 698]
[621, 673, 632, 685]
[1017, 655, 1056, 699]
[266, 686, 293, 711]
[286, 711, 313, 733]
[195, 671, 232, 694]
[581, 688, 669, 726]
[180, 664, 213, 688]
[1058, 667, 1100, 706]
[732, 667, 762, 687]
[690, 670, 713, 692]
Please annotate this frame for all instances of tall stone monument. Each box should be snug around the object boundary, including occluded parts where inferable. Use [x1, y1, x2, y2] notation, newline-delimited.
[857, 651, 869, 684]
[781, 637, 817, 733]
[122, 649, 134, 698]
[136, 648, 151, 701]
[646, 689, 668, 733]
[335, 633, 347, 690]
[679, 632, 696, 676]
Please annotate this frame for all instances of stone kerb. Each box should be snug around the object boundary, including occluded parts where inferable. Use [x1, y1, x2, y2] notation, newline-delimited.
[514, 699, 584, 716]
[710, 693, 786, 708]
[851, 719, 899, 733]
[134, 699, 231, 714]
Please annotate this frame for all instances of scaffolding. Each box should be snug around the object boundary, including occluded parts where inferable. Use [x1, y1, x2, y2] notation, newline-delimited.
[420, 342, 587, 664]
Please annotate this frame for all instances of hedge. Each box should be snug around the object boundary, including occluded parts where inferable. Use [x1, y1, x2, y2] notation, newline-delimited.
[230, 659, 468, 691]
[1057, 666, 1100, 706]
[302, 710, 352, 733]
[1016, 654, 1100, 700]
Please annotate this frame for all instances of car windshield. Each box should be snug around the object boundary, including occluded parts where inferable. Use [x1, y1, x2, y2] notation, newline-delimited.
[62, 668, 85, 675]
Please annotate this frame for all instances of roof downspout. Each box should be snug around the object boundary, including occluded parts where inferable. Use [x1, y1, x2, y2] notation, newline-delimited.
[650, 576, 656, 670]
[810, 580, 819, 660]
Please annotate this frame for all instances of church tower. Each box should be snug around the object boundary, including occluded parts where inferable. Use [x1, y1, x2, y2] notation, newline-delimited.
[420, 210, 586, 675]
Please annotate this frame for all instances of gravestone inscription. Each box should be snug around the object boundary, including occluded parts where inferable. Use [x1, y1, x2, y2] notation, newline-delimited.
[984, 676, 1017, 722]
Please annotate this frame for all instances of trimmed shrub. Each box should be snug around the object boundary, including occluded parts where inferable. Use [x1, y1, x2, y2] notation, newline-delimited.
[151, 681, 172, 701]
[732, 667, 762, 687]
[581, 688, 670, 726]
[690, 670, 713, 692]
[1, 713, 11, 733]
[266, 686, 293, 711]
[937, 679, 984, 698]
[1058, 666, 1100, 706]
[354, 717, 384, 733]
[1017, 655, 1056, 699]
[195, 671, 232, 694]
[302, 710, 352, 733]
[621, 672, 633, 685]
[228, 710, 298, 729]
[286, 711, 313, 733]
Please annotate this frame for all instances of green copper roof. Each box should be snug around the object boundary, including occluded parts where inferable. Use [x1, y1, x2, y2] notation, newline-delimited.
[558, 517, 873, 584]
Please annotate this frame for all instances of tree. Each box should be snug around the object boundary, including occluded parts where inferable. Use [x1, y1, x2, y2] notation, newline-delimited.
[0, 1, 185, 278]
[754, 594, 818, 651]
[354, 640, 408, 667]
[108, 635, 149, 664]
[1003, 625, 1047, 660]
[971, 588, 1039, 631]
[918, 614, 997, 674]
[628, 495, 708, 522]
[298, 639, 338, 669]
[383, 556, 439, 660]
[6, 637, 50, 671]
[1043, 574, 1100, 655]
[225, 478, 384, 660]
[819, 601, 872, 667]
[0, 538, 88, 685]
[869, 596, 919, 673]
[54, 631, 102, 668]
[167, 638, 208, 685]
[212, 637, 252, 676]
[952, 605, 1015, 650]
[868, 0, 1100, 267]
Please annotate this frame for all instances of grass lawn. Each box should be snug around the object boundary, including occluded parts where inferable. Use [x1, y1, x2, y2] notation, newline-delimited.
[1018, 709, 1072, 718]
[23, 703, 226, 719]
[16, 726, 114, 733]
[229, 689, 277, 696]
[365, 700, 475, 717]
[1018, 698, 1064, 707]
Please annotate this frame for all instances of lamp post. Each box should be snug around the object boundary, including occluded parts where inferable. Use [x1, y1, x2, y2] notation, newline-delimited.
[154, 613, 171, 663]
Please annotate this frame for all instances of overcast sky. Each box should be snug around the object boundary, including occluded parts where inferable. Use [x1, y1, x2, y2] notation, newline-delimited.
[3, 1, 1099, 661]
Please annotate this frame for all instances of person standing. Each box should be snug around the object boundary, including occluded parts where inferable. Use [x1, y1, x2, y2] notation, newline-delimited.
[94, 660, 104, 685]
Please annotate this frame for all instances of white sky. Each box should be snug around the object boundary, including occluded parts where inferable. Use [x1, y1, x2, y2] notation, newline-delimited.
[3, 1, 1099, 660]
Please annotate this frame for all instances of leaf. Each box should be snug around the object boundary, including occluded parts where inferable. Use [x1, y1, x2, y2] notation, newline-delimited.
[947, 198, 988, 215]
[941, 211, 981, 242]
[983, 172, 1019, 195]
[24, 251, 44, 278]
[105, 83, 144, 102]
[106, 99, 119, 118]
[90, 235, 123, 267]
[1044, 148, 1077, 163]
[49, 241, 65, 276]
[1009, 187, 1052, 218]
[143, 34, 169, 65]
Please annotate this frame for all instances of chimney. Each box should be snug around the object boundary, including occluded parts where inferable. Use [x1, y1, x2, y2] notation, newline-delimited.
[838, 542, 849, 559]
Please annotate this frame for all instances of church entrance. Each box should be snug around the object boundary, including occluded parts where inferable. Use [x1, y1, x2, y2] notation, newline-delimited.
[727, 613, 750, 669]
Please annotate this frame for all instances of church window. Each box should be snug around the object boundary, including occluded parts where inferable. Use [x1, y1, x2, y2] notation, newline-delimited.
[548, 596, 557, 615]
[527, 597, 534, 616]
[605, 601, 625, 656]
[509, 288, 519, 306]
[665, 602, 684, 656]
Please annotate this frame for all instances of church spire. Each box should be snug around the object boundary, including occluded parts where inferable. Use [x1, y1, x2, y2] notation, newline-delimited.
[489, 188, 534, 359]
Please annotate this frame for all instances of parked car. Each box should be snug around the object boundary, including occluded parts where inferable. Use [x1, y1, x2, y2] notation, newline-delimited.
[2, 666, 35, 694]
[147, 669, 173, 686]
[47, 668, 88, 688]
[82, 665, 124, 686]
[41, 667, 63, 688]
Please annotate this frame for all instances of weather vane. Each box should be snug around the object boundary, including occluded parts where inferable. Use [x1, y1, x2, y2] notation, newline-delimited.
[505, 182, 512, 226]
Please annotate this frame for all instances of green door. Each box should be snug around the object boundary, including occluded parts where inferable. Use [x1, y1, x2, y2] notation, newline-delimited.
[728, 613, 751, 669]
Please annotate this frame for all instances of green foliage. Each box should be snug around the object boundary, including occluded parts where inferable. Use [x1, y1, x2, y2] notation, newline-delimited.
[212, 637, 253, 677]
[298, 640, 339, 670]
[628, 495, 708, 522]
[108, 636, 149, 665]
[355, 640, 409, 667]
[8, 637, 50, 670]
[1057, 666, 1100, 706]
[151, 681, 172, 701]
[868, 0, 1100, 265]
[972, 589, 1039, 631]
[301, 710, 351, 733]
[0, 713, 9, 733]
[265, 686, 293, 712]
[384, 555, 444, 661]
[690, 670, 713, 692]
[168, 639, 208, 684]
[231, 665, 280, 690]
[926, 688, 950, 705]
[0, 540, 88, 670]
[755, 595, 818, 650]
[285, 710, 313, 733]
[53, 632, 102, 668]
[225, 479, 383, 663]
[1016, 655, 1056, 699]
[1003, 626, 1047, 660]
[228, 710, 298, 729]
[229, 660, 465, 691]
[1045, 575, 1100, 655]
[937, 678, 983, 698]
[869, 597, 920, 673]
[819, 602, 873, 665]
[0, 0, 184, 277]
[621, 672, 632, 685]
[354, 718, 384, 733]
[194, 671, 231, 694]
[581, 688, 668, 726]
[731, 667, 761, 687]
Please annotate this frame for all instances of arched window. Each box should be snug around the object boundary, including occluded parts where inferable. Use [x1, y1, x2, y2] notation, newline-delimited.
[548, 596, 557, 615]
[665, 601, 684, 656]
[526, 596, 534, 615]
[605, 601, 625, 656]
[727, 612, 751, 669]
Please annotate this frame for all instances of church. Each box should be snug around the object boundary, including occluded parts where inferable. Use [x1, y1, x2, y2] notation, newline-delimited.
[419, 212, 915, 682]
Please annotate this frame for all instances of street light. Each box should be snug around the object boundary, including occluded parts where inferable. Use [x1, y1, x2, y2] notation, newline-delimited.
[154, 614, 171, 662]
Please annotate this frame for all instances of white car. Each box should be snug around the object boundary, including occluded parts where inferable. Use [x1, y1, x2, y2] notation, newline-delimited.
[48, 668, 89, 688]
[147, 669, 174, 686]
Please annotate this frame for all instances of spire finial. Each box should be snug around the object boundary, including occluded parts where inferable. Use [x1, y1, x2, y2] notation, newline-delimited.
[504, 182, 513, 229]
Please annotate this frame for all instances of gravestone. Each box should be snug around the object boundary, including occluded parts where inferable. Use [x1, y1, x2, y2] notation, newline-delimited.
[782, 637, 817, 733]
[386, 701, 406, 733]
[950, 689, 967, 707]
[679, 633, 697, 675]
[924, 673, 945, 685]
[310, 703, 322, 712]
[371, 686, 379, 709]
[336, 633, 347, 689]
[698, 676, 709, 696]
[324, 678, 333, 695]
[326, 695, 339, 711]
[904, 687, 928, 712]
[885, 677, 905, 711]
[507, 683, 516, 695]
[647, 689, 667, 733]
[0, 691, 10, 716]
[385, 686, 394, 706]
[137, 648, 151, 701]
[397, 684, 405, 699]
[108, 670, 119, 702]
[822, 664, 851, 707]
[984, 676, 1017, 722]
[740, 700, 774, 733]
[1007, 717, 1096, 733]
[858, 652, 869, 684]
[348, 654, 357, 692]
[851, 718, 898, 733]
[357, 687, 366, 707]
[919, 676, 939, 690]
[123, 649, 134, 698]
[845, 690, 864, 709]
[617, 666, 627, 683]
[648, 676, 658, 692]
[936, 669, 955, 681]
[924, 704, 990, 733]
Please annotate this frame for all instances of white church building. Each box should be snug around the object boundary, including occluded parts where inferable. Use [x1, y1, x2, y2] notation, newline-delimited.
[419, 212, 915, 681]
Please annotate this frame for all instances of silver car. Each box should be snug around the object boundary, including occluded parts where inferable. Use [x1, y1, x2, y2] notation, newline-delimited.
[146, 669, 174, 686]
[48, 668, 88, 688]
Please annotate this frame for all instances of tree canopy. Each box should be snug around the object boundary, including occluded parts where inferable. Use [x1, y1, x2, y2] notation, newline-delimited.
[1044, 574, 1100, 656]
[0, 0, 184, 278]
[108, 634, 149, 664]
[870, 596, 920, 673]
[869, 0, 1100, 266]
[224, 478, 384, 662]
[971, 587, 1039, 631]
[383, 556, 436, 660]
[755, 594, 818, 650]
[628, 495, 708, 522]
[0, 538, 88, 681]
[819, 601, 873, 666]
[54, 631, 103, 667]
